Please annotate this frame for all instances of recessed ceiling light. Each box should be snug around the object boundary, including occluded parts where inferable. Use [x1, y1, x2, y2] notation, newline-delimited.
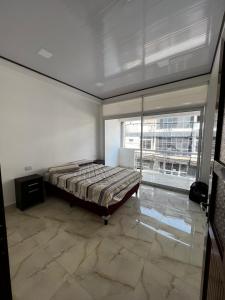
[96, 82, 104, 87]
[38, 48, 53, 59]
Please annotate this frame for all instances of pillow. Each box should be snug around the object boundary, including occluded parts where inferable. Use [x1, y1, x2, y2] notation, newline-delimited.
[64, 159, 93, 166]
[48, 163, 79, 174]
[75, 159, 93, 166]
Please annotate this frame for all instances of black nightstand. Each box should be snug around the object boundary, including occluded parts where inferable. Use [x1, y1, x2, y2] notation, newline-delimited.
[15, 174, 44, 210]
[93, 159, 105, 165]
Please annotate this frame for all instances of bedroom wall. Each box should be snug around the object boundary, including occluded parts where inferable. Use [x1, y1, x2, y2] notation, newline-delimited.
[0, 59, 102, 206]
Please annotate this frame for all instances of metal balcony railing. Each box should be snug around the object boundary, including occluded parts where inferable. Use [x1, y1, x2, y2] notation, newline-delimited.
[133, 149, 197, 178]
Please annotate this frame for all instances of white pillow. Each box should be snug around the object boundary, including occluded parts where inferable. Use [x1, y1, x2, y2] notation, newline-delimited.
[48, 163, 79, 174]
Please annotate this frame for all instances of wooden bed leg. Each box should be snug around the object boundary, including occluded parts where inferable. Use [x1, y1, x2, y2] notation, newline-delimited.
[69, 201, 74, 208]
[102, 215, 110, 225]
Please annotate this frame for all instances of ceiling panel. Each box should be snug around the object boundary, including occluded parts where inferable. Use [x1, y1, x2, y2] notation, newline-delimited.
[0, 0, 224, 99]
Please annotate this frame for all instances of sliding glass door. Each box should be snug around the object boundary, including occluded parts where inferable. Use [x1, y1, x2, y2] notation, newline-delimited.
[105, 117, 141, 170]
[104, 109, 202, 191]
[141, 111, 202, 190]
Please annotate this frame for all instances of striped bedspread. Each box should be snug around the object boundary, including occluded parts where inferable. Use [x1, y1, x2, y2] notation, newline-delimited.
[45, 163, 141, 207]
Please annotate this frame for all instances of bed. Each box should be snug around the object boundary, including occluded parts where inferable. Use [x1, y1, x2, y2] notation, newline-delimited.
[44, 162, 141, 224]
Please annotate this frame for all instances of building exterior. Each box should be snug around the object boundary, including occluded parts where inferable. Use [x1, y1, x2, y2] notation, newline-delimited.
[122, 112, 200, 179]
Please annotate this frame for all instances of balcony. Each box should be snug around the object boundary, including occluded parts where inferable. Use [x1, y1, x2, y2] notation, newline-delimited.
[119, 148, 197, 190]
[141, 169, 195, 190]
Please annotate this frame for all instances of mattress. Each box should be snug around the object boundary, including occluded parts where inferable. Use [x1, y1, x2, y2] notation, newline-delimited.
[45, 163, 141, 207]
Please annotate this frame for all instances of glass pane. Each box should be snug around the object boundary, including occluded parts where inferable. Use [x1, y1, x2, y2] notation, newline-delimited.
[141, 111, 201, 190]
[219, 104, 225, 165]
[208, 118, 217, 193]
[105, 117, 141, 170]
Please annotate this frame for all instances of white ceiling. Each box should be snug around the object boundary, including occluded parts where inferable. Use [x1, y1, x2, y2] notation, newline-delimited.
[0, 0, 224, 99]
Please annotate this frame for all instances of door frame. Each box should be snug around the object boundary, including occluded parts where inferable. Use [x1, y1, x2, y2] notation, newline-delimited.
[201, 37, 225, 299]
[0, 166, 13, 299]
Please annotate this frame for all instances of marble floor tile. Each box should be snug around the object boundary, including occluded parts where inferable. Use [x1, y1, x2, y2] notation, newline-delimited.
[57, 236, 101, 275]
[13, 261, 67, 300]
[51, 277, 93, 300]
[5, 184, 206, 300]
[94, 240, 144, 288]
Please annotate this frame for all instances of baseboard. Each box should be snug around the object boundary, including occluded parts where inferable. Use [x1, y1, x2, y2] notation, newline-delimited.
[4, 201, 16, 208]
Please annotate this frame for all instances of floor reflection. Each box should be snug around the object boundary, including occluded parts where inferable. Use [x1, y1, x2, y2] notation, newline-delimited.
[137, 219, 191, 247]
[140, 206, 192, 234]
[6, 184, 206, 300]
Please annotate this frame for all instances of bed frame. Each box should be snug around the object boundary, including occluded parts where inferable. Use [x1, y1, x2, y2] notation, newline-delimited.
[45, 182, 140, 225]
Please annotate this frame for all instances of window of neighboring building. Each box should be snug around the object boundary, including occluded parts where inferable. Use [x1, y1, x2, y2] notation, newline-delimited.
[173, 163, 179, 171]
[165, 163, 172, 170]
[156, 137, 191, 153]
[158, 117, 178, 129]
[180, 164, 187, 173]
[142, 139, 152, 150]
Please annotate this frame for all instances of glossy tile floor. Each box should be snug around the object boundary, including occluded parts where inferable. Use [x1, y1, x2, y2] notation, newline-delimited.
[5, 185, 206, 300]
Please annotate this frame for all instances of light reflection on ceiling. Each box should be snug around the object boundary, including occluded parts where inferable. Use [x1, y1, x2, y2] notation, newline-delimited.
[0, 0, 224, 99]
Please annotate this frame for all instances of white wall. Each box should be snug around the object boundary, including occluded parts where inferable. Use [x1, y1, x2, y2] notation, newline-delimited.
[200, 24, 225, 185]
[105, 119, 121, 167]
[0, 59, 102, 206]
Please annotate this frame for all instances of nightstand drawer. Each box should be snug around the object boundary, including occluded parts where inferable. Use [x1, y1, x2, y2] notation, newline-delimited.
[15, 174, 45, 210]
[23, 180, 42, 193]
[24, 187, 42, 196]
[26, 181, 40, 188]
[26, 187, 40, 193]
[23, 189, 44, 206]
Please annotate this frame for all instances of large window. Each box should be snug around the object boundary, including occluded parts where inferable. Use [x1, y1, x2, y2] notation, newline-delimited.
[120, 110, 201, 190]
[105, 110, 202, 191]
[122, 120, 141, 149]
[142, 111, 201, 189]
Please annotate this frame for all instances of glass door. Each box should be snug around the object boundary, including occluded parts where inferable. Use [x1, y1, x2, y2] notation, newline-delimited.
[104, 110, 202, 191]
[105, 117, 141, 170]
[141, 110, 202, 190]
